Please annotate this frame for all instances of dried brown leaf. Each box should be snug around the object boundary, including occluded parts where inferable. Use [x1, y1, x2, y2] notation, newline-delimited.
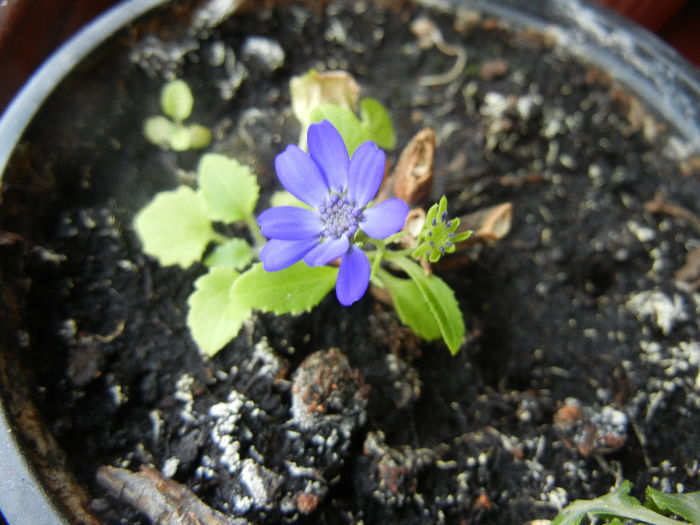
[457, 202, 512, 248]
[391, 128, 435, 205]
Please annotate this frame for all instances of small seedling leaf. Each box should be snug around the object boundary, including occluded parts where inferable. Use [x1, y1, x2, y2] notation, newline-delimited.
[187, 124, 212, 149]
[143, 116, 175, 146]
[170, 125, 192, 151]
[161, 79, 193, 121]
[198, 153, 259, 223]
[204, 238, 254, 270]
[390, 258, 464, 354]
[381, 271, 441, 341]
[187, 267, 250, 356]
[360, 97, 396, 150]
[232, 262, 338, 315]
[134, 186, 216, 269]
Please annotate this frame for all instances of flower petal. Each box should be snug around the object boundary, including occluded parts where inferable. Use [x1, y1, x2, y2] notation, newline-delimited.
[347, 141, 386, 208]
[275, 144, 329, 208]
[308, 120, 349, 192]
[260, 238, 319, 271]
[336, 246, 370, 306]
[360, 198, 409, 239]
[258, 206, 322, 240]
[303, 235, 350, 267]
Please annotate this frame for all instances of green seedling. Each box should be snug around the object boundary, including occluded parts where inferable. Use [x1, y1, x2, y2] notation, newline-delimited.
[144, 79, 212, 151]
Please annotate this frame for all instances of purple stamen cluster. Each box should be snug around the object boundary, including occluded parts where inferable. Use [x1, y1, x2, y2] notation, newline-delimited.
[319, 193, 363, 239]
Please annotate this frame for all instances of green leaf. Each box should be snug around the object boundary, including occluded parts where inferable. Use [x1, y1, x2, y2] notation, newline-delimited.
[646, 486, 700, 523]
[134, 186, 216, 268]
[232, 262, 338, 315]
[379, 270, 441, 341]
[197, 153, 259, 223]
[161, 79, 193, 121]
[269, 190, 311, 209]
[204, 238, 254, 270]
[187, 267, 251, 356]
[390, 258, 464, 354]
[187, 124, 212, 149]
[143, 115, 176, 146]
[310, 103, 366, 155]
[170, 125, 192, 151]
[360, 97, 395, 150]
[551, 481, 687, 525]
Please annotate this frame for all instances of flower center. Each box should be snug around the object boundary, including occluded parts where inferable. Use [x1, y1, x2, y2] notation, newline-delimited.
[318, 193, 363, 239]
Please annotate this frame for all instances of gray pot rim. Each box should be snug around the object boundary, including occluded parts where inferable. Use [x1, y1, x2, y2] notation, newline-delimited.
[0, 0, 698, 523]
[0, 3, 167, 523]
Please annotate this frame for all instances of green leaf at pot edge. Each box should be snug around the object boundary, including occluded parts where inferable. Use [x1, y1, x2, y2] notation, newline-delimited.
[551, 481, 685, 525]
[310, 103, 366, 155]
[134, 186, 216, 269]
[187, 267, 251, 356]
[143, 115, 175, 146]
[232, 262, 338, 315]
[645, 486, 700, 523]
[198, 153, 259, 223]
[390, 257, 464, 354]
[380, 270, 441, 341]
[161, 79, 193, 121]
[204, 238, 254, 270]
[360, 97, 395, 150]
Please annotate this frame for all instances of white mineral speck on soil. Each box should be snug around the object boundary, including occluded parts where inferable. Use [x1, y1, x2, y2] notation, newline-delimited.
[626, 290, 688, 335]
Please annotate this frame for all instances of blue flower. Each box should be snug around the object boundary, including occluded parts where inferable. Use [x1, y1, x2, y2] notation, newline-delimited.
[258, 120, 409, 306]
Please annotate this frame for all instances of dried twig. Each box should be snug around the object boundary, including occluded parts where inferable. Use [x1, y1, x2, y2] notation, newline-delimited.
[411, 17, 468, 87]
[645, 188, 700, 290]
[644, 188, 700, 235]
[96, 465, 240, 525]
[674, 245, 700, 291]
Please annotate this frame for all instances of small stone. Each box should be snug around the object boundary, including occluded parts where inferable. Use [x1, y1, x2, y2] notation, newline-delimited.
[361, 430, 436, 507]
[627, 220, 656, 243]
[67, 344, 103, 387]
[295, 491, 321, 514]
[290, 348, 369, 432]
[479, 59, 509, 80]
[626, 290, 688, 335]
[162, 457, 180, 478]
[554, 399, 628, 456]
[241, 37, 285, 72]
[239, 459, 284, 509]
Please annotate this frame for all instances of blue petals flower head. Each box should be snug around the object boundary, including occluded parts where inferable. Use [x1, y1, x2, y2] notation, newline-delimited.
[258, 120, 409, 306]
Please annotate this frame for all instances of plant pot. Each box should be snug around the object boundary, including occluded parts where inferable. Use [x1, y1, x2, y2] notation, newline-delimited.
[0, 0, 122, 113]
[594, 0, 688, 32]
[1, 0, 698, 524]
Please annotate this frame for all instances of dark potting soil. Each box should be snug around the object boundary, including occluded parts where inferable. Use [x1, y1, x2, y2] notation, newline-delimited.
[1, 1, 699, 523]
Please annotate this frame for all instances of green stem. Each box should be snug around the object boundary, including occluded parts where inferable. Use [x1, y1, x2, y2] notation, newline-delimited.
[245, 215, 266, 249]
[382, 247, 414, 260]
[372, 266, 391, 287]
[212, 232, 230, 244]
